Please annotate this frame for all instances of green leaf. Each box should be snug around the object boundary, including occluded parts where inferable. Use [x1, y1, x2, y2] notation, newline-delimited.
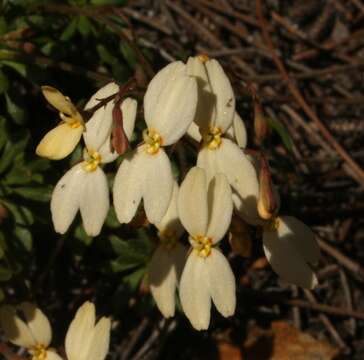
[11, 186, 52, 202]
[0, 117, 7, 150]
[0, 136, 28, 175]
[77, 16, 92, 37]
[0, 68, 9, 94]
[120, 42, 137, 69]
[123, 267, 146, 291]
[1, 200, 34, 226]
[91, 0, 127, 4]
[2, 61, 27, 78]
[75, 225, 93, 246]
[13, 226, 32, 251]
[105, 207, 120, 229]
[97, 44, 117, 66]
[267, 117, 293, 153]
[0, 266, 12, 281]
[5, 93, 27, 124]
[61, 17, 79, 42]
[0, 288, 4, 302]
[0, 17, 7, 35]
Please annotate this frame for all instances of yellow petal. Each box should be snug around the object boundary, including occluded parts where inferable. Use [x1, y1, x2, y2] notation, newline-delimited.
[42, 86, 78, 116]
[36, 123, 83, 160]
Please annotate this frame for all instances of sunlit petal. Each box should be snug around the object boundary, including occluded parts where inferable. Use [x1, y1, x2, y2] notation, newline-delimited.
[42, 86, 77, 116]
[86, 317, 111, 360]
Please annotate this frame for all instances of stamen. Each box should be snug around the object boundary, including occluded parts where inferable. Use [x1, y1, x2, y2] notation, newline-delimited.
[202, 126, 222, 150]
[60, 112, 83, 129]
[83, 150, 102, 172]
[143, 129, 162, 155]
[264, 217, 280, 232]
[30, 344, 47, 360]
[190, 235, 212, 258]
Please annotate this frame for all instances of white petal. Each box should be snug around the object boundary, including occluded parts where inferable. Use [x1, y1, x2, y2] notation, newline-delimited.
[186, 56, 216, 131]
[206, 174, 233, 244]
[46, 350, 64, 360]
[121, 97, 137, 140]
[51, 164, 85, 234]
[83, 102, 114, 152]
[97, 138, 118, 164]
[144, 61, 186, 126]
[279, 216, 320, 263]
[149, 244, 186, 318]
[215, 139, 259, 221]
[206, 249, 236, 317]
[79, 167, 109, 236]
[86, 317, 111, 360]
[42, 86, 77, 116]
[196, 146, 218, 183]
[143, 149, 174, 224]
[113, 150, 143, 224]
[36, 123, 83, 160]
[232, 192, 265, 226]
[156, 181, 184, 239]
[205, 59, 235, 132]
[18, 302, 52, 347]
[0, 305, 36, 348]
[263, 228, 318, 289]
[178, 167, 208, 237]
[186, 122, 202, 142]
[226, 112, 247, 148]
[84, 82, 119, 110]
[149, 75, 198, 145]
[65, 302, 96, 360]
[179, 252, 211, 330]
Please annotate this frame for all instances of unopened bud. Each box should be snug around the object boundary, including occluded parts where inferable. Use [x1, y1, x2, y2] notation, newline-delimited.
[258, 156, 279, 220]
[228, 216, 252, 257]
[254, 98, 269, 146]
[112, 99, 129, 155]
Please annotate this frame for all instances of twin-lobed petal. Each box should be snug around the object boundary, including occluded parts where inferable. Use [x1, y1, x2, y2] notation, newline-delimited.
[263, 216, 320, 289]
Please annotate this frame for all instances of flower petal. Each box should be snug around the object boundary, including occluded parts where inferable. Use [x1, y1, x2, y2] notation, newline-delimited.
[226, 112, 247, 148]
[263, 227, 318, 289]
[215, 139, 260, 221]
[205, 59, 235, 132]
[186, 56, 216, 132]
[51, 164, 85, 234]
[121, 97, 137, 141]
[187, 122, 202, 143]
[18, 302, 52, 347]
[149, 244, 186, 318]
[0, 305, 36, 348]
[79, 167, 109, 236]
[178, 167, 208, 237]
[144, 61, 186, 126]
[84, 82, 119, 110]
[156, 181, 184, 238]
[86, 317, 111, 360]
[279, 216, 320, 263]
[65, 302, 96, 360]
[150, 75, 198, 145]
[179, 251, 211, 330]
[196, 146, 218, 183]
[36, 123, 83, 160]
[46, 350, 64, 360]
[206, 174, 233, 244]
[42, 86, 77, 116]
[206, 248, 236, 317]
[113, 150, 144, 224]
[97, 138, 118, 164]
[143, 149, 174, 224]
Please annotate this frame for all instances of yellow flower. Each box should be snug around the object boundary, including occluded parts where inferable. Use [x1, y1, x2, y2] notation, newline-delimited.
[36, 86, 84, 160]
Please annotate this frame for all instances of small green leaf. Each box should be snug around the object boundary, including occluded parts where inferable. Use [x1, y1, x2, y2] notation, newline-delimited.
[5, 93, 27, 124]
[13, 226, 32, 251]
[75, 225, 93, 246]
[1, 200, 34, 226]
[77, 16, 92, 37]
[123, 267, 146, 291]
[61, 18, 79, 41]
[0, 136, 28, 175]
[11, 186, 52, 202]
[97, 44, 117, 66]
[0, 68, 9, 94]
[120, 42, 137, 69]
[267, 117, 293, 153]
[0, 266, 12, 281]
[2, 61, 27, 78]
[105, 207, 120, 229]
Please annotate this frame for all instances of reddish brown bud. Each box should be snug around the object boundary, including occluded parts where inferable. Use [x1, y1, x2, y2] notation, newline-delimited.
[111, 99, 129, 155]
[254, 99, 269, 146]
[258, 156, 279, 220]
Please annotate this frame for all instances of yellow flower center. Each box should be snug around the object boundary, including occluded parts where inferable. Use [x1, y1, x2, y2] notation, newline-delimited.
[264, 217, 280, 232]
[191, 235, 212, 258]
[83, 150, 102, 172]
[203, 126, 222, 150]
[159, 229, 178, 251]
[143, 129, 162, 155]
[60, 112, 83, 129]
[30, 344, 47, 360]
[197, 54, 210, 63]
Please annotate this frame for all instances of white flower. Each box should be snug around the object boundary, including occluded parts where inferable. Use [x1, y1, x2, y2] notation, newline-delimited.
[148, 182, 187, 318]
[0, 302, 62, 360]
[263, 216, 320, 289]
[51, 83, 137, 236]
[36, 86, 85, 160]
[178, 167, 235, 330]
[186, 56, 259, 223]
[113, 61, 198, 225]
[65, 301, 111, 360]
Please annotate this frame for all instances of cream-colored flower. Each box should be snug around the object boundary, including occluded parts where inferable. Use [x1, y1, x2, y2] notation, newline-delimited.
[148, 182, 187, 318]
[65, 301, 110, 360]
[51, 83, 137, 236]
[263, 216, 320, 289]
[0, 302, 62, 360]
[178, 167, 235, 330]
[186, 56, 259, 223]
[113, 61, 198, 225]
[36, 86, 85, 160]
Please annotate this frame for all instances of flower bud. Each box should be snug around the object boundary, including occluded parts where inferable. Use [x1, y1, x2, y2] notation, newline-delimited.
[254, 98, 269, 146]
[112, 98, 129, 155]
[257, 156, 279, 220]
